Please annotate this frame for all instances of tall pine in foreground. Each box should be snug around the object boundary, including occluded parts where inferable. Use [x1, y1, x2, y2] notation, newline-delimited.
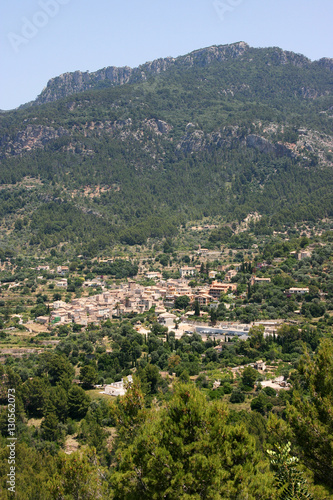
[112, 383, 276, 499]
[287, 339, 333, 489]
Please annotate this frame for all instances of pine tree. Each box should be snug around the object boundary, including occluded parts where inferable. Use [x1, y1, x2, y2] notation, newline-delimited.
[67, 385, 90, 420]
[286, 339, 333, 487]
[41, 412, 62, 442]
[267, 442, 313, 500]
[194, 299, 200, 317]
[112, 383, 276, 499]
[47, 449, 109, 499]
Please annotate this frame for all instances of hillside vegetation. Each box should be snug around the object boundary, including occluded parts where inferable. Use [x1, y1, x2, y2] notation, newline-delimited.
[0, 42, 332, 256]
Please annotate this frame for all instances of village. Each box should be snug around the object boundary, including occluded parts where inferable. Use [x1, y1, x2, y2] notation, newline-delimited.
[40, 267, 238, 327]
[32, 263, 294, 342]
[30, 246, 312, 332]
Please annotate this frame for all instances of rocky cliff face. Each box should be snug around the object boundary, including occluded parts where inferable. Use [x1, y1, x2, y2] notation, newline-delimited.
[0, 125, 69, 156]
[19, 43, 332, 109]
[36, 66, 135, 104]
[245, 134, 294, 157]
[3, 116, 331, 166]
[2, 41, 331, 168]
[32, 42, 325, 107]
[34, 42, 250, 105]
[176, 127, 297, 158]
[0, 118, 296, 162]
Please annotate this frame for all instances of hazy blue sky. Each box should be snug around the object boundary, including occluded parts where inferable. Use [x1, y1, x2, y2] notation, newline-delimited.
[1, 0, 332, 110]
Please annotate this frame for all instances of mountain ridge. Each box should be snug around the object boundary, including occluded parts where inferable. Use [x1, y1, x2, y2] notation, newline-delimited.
[31, 41, 333, 107]
[33, 41, 249, 105]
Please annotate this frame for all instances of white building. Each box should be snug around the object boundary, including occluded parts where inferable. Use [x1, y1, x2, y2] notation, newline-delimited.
[158, 312, 177, 327]
[287, 287, 309, 295]
[56, 278, 68, 288]
[180, 266, 196, 277]
[146, 272, 162, 280]
[104, 375, 133, 396]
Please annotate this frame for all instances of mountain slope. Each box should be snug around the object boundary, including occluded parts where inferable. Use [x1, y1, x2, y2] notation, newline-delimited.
[0, 42, 332, 255]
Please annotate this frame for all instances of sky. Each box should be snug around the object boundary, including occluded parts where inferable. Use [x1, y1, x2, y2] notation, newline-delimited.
[1, 0, 332, 110]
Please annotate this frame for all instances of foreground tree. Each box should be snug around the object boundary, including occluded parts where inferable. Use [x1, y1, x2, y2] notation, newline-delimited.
[287, 339, 333, 488]
[112, 383, 276, 499]
[0, 441, 56, 499]
[268, 442, 313, 500]
[47, 449, 110, 499]
[112, 378, 146, 444]
[21, 376, 50, 417]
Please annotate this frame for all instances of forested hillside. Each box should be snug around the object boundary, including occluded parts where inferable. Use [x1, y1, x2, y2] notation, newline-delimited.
[0, 42, 332, 256]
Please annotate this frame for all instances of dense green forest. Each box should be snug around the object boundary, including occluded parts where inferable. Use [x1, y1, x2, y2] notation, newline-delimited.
[1, 325, 333, 498]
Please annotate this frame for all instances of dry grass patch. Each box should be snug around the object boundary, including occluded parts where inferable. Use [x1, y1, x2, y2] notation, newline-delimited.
[27, 418, 43, 428]
[64, 434, 80, 455]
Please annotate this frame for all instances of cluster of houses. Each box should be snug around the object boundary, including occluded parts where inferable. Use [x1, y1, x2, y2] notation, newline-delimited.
[249, 276, 310, 296]
[36, 265, 69, 274]
[55, 277, 106, 289]
[36, 273, 238, 327]
[34, 259, 312, 328]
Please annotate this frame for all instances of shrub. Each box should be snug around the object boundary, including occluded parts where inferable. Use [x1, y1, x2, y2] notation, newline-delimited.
[230, 389, 245, 404]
